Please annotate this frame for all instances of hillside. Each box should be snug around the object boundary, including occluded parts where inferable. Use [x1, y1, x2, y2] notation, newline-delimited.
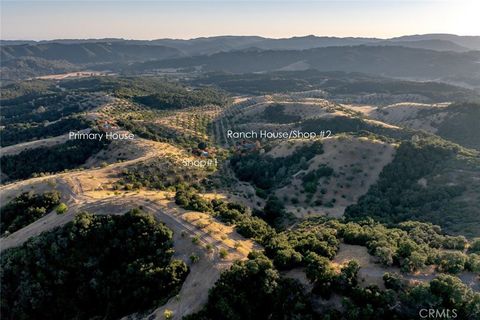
[361, 102, 480, 150]
[131, 46, 480, 82]
[0, 42, 183, 63]
[1, 71, 479, 320]
[191, 70, 479, 102]
[4, 33, 480, 54]
[345, 138, 480, 236]
[3, 35, 480, 85]
[390, 34, 480, 50]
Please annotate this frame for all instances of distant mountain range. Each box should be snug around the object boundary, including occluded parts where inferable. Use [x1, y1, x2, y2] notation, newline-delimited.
[2, 34, 480, 57]
[1, 34, 479, 85]
[128, 46, 480, 84]
[0, 42, 182, 63]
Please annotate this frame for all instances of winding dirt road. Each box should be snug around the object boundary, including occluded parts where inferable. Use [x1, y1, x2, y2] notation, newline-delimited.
[0, 138, 258, 320]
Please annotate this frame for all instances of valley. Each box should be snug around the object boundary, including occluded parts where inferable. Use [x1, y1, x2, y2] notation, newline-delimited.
[1, 63, 480, 320]
[2, 0, 480, 315]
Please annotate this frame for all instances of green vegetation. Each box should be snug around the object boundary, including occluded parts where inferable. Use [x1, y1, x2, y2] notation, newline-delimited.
[0, 117, 91, 147]
[260, 104, 301, 124]
[59, 76, 228, 108]
[1, 91, 98, 125]
[300, 115, 413, 141]
[1, 136, 110, 181]
[119, 119, 205, 149]
[470, 238, 480, 254]
[346, 138, 480, 236]
[55, 202, 68, 214]
[0, 77, 225, 147]
[265, 219, 340, 269]
[0, 57, 76, 81]
[2, 71, 479, 320]
[191, 70, 478, 101]
[435, 102, 480, 150]
[0, 79, 55, 99]
[175, 189, 216, 213]
[339, 219, 476, 273]
[186, 246, 480, 320]
[1, 209, 188, 320]
[0, 191, 61, 235]
[301, 164, 334, 194]
[231, 141, 324, 191]
[134, 87, 227, 110]
[174, 189, 479, 276]
[185, 251, 317, 320]
[400, 274, 480, 320]
[191, 70, 326, 95]
[118, 158, 208, 191]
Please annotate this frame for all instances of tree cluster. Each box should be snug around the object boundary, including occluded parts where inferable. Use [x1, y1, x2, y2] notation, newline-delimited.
[0, 117, 91, 147]
[345, 138, 480, 236]
[1, 135, 110, 181]
[185, 251, 317, 320]
[231, 141, 324, 191]
[1, 209, 188, 320]
[0, 191, 61, 235]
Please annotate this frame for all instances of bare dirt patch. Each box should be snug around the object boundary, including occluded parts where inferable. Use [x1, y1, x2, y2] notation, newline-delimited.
[35, 71, 110, 80]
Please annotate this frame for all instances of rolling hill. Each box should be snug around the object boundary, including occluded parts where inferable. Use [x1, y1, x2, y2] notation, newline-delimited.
[0, 42, 183, 63]
[131, 46, 480, 82]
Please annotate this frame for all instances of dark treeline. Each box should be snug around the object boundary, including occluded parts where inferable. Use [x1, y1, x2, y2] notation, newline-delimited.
[189, 252, 479, 320]
[1, 137, 110, 181]
[185, 251, 318, 320]
[434, 102, 480, 150]
[300, 115, 413, 141]
[0, 117, 91, 147]
[260, 104, 302, 124]
[0, 191, 61, 235]
[58, 76, 229, 108]
[1, 209, 189, 320]
[191, 70, 478, 101]
[345, 138, 480, 236]
[231, 141, 324, 191]
[118, 119, 204, 149]
[1, 92, 94, 125]
[134, 87, 227, 110]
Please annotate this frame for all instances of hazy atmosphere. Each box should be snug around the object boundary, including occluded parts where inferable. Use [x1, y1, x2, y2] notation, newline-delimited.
[1, 0, 479, 40]
[1, 1, 480, 320]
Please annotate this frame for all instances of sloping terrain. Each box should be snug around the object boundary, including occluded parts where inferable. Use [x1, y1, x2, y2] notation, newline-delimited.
[272, 137, 395, 218]
[0, 138, 257, 320]
[349, 101, 480, 150]
[1, 73, 479, 320]
[346, 138, 480, 236]
[132, 46, 480, 82]
[0, 42, 182, 63]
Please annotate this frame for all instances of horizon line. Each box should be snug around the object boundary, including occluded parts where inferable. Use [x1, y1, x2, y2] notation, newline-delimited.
[2, 32, 480, 42]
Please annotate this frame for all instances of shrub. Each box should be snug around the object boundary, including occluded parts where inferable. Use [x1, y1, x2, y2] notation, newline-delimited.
[55, 203, 68, 214]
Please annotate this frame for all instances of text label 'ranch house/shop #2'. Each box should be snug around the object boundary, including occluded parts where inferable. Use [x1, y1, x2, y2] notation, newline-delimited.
[226, 129, 332, 140]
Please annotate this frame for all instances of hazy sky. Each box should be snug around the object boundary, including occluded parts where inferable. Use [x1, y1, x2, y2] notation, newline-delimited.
[1, 1, 479, 40]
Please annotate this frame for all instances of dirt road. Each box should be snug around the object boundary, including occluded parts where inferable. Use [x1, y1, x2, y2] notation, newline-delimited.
[0, 140, 258, 319]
